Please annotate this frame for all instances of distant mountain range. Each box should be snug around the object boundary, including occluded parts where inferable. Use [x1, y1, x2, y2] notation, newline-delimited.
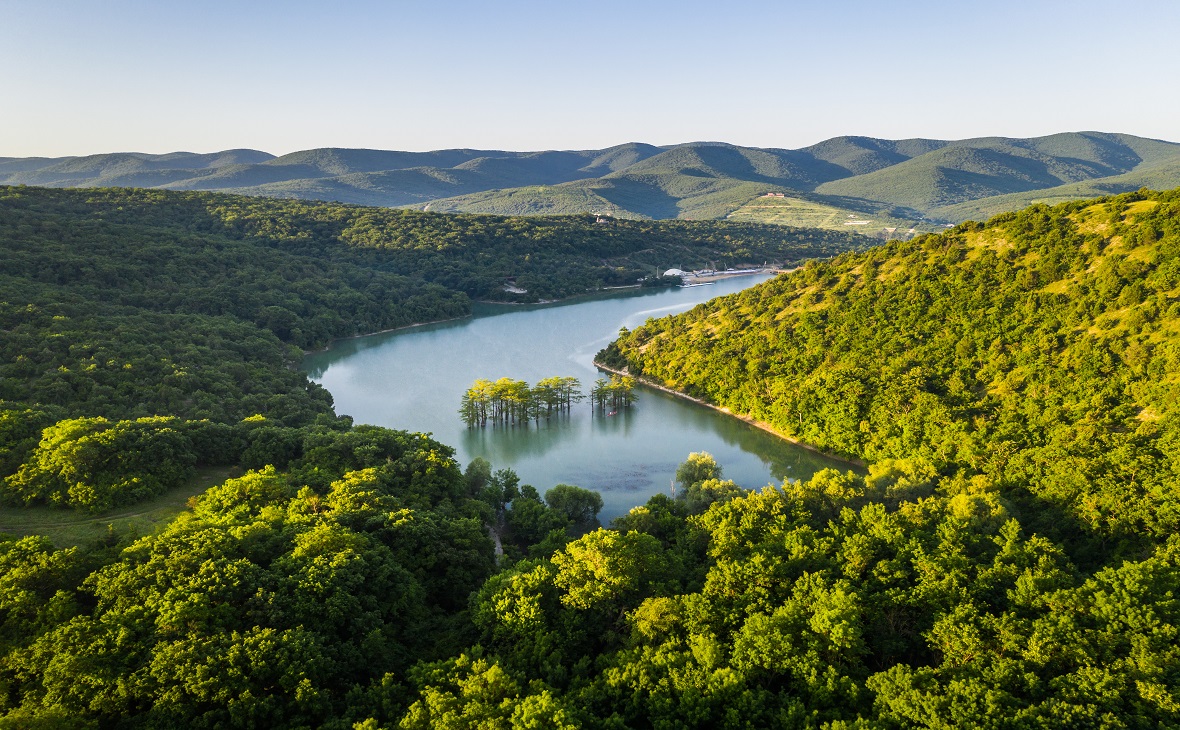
[4, 132, 1178, 236]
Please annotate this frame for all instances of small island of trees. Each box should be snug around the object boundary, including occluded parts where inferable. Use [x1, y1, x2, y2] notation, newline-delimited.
[460, 376, 584, 427]
[460, 374, 637, 427]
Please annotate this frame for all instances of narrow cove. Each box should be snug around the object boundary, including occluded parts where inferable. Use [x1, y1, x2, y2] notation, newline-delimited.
[303, 274, 856, 521]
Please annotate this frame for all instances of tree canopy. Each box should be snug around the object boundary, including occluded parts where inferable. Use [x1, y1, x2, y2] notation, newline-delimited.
[604, 189, 1180, 562]
[2, 187, 1180, 726]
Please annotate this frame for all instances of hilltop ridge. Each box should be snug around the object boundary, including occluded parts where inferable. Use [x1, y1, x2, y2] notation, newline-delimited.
[6, 132, 1180, 237]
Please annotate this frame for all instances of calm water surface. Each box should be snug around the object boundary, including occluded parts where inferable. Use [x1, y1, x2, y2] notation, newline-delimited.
[303, 276, 854, 520]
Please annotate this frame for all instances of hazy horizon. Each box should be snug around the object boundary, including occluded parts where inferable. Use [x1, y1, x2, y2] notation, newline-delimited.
[6, 129, 1180, 161]
[4, 0, 1179, 157]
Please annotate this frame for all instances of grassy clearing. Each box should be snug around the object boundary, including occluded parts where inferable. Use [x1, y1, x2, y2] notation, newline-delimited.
[725, 195, 938, 239]
[0, 465, 238, 547]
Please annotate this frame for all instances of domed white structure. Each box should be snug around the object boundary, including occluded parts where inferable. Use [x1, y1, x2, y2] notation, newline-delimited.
[663, 268, 685, 277]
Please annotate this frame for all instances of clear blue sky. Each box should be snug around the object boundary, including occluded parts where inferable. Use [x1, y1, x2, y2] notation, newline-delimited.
[3, 0, 1178, 156]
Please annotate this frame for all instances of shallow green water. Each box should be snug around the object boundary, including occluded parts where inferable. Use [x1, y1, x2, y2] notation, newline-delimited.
[303, 276, 855, 521]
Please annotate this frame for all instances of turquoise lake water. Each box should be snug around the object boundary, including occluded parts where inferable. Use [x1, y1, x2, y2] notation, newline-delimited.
[303, 275, 854, 521]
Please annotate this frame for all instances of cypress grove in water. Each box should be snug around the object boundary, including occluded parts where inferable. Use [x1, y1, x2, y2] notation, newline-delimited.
[460, 376, 585, 427]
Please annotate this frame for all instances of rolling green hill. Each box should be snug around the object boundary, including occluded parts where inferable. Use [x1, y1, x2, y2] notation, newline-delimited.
[799, 135, 947, 175]
[601, 189, 1180, 551]
[419, 133, 1180, 231]
[815, 133, 1180, 209]
[5, 133, 1180, 234]
[0, 144, 666, 205]
[934, 154, 1180, 221]
[422, 171, 771, 220]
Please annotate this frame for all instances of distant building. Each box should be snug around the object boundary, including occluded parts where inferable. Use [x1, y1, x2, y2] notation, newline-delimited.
[663, 268, 685, 278]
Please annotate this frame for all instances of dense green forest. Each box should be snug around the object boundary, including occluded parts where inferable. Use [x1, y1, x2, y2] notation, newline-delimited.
[0, 185, 863, 305]
[0, 185, 861, 423]
[602, 189, 1180, 558]
[2, 186, 1179, 727]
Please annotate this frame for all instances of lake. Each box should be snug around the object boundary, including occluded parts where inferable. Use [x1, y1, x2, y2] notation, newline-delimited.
[302, 275, 855, 521]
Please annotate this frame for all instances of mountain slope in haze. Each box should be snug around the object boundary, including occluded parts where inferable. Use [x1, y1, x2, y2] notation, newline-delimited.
[413, 132, 1180, 230]
[934, 154, 1180, 221]
[800, 135, 948, 175]
[5, 133, 1180, 232]
[0, 150, 275, 186]
[0, 144, 667, 207]
[420, 169, 772, 220]
[814, 132, 1180, 210]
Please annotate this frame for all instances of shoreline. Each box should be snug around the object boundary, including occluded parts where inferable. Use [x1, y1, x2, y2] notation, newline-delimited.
[686, 267, 791, 283]
[305, 270, 786, 356]
[302, 314, 472, 354]
[593, 360, 866, 469]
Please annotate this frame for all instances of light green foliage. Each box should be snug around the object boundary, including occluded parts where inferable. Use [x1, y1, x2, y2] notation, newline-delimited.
[0, 536, 91, 661]
[608, 189, 1180, 554]
[552, 530, 668, 612]
[4, 417, 197, 512]
[399, 655, 579, 730]
[451, 465, 1179, 726]
[727, 192, 940, 240]
[674, 451, 723, 490]
[683, 478, 745, 514]
[588, 374, 635, 413]
[673, 452, 745, 514]
[0, 428, 498, 728]
[461, 377, 584, 428]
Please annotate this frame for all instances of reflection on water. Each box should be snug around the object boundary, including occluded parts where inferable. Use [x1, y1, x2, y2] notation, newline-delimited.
[303, 275, 859, 521]
[459, 414, 584, 463]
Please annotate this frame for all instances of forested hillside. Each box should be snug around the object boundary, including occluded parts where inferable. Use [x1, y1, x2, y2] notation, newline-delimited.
[1, 186, 857, 306]
[604, 189, 1180, 556]
[2, 187, 1179, 727]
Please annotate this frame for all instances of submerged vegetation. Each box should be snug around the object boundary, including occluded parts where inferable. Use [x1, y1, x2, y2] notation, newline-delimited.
[1, 185, 1179, 726]
[458, 374, 637, 426]
[459, 377, 585, 427]
[589, 374, 637, 414]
